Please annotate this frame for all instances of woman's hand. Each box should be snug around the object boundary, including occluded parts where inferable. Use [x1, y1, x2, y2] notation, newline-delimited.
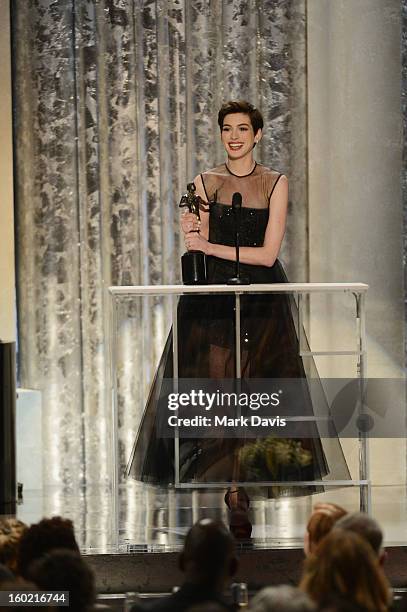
[181, 211, 200, 235]
[184, 231, 211, 255]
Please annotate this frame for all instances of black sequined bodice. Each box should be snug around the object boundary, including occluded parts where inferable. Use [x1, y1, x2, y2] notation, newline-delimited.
[201, 162, 282, 249]
[201, 163, 284, 282]
[209, 203, 269, 247]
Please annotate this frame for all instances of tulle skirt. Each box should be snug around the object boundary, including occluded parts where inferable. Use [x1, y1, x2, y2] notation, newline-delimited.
[126, 258, 350, 496]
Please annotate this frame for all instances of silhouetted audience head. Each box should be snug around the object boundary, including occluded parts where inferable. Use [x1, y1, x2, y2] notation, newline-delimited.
[250, 585, 316, 611]
[300, 529, 391, 612]
[179, 519, 238, 590]
[0, 563, 14, 586]
[304, 502, 347, 556]
[335, 512, 384, 562]
[16, 516, 79, 579]
[0, 518, 27, 573]
[28, 549, 95, 612]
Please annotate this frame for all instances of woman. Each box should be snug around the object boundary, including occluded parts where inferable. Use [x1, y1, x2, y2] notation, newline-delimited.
[127, 101, 348, 502]
[183, 101, 288, 275]
[303, 502, 347, 557]
[300, 529, 391, 611]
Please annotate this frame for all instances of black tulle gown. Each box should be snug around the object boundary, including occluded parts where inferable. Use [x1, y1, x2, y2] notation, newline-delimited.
[127, 163, 350, 495]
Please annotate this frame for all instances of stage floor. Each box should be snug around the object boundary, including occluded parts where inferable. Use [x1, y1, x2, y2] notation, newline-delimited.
[13, 483, 407, 553]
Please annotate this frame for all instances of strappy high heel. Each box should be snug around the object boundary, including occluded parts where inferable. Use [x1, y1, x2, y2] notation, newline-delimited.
[224, 487, 250, 511]
[224, 487, 252, 540]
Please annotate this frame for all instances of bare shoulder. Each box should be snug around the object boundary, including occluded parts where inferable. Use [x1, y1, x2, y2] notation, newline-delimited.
[193, 173, 204, 188]
[268, 173, 288, 205]
[259, 165, 288, 191]
[275, 174, 288, 191]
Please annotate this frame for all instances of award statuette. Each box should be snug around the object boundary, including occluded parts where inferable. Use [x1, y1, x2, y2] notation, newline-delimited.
[179, 182, 208, 285]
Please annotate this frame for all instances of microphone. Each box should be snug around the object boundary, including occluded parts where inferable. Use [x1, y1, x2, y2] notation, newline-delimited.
[232, 191, 242, 215]
[227, 192, 250, 285]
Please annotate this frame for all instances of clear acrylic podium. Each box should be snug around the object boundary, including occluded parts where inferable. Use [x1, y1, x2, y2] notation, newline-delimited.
[108, 282, 369, 547]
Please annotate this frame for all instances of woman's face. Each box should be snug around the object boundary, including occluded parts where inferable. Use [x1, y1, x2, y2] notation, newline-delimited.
[221, 112, 261, 160]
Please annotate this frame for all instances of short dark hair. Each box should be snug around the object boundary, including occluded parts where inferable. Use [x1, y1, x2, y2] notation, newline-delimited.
[218, 100, 263, 135]
[17, 517, 79, 579]
[335, 513, 383, 556]
[0, 563, 14, 585]
[28, 549, 95, 612]
[181, 519, 236, 581]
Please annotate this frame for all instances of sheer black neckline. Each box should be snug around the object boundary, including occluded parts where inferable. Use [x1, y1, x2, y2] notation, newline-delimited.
[225, 161, 257, 177]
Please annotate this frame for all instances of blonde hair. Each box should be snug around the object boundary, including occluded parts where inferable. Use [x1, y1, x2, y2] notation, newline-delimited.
[0, 518, 27, 572]
[300, 529, 391, 612]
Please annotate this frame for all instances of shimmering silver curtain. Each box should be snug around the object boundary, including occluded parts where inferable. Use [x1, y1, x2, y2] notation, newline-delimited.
[13, 0, 307, 542]
[403, 0, 407, 365]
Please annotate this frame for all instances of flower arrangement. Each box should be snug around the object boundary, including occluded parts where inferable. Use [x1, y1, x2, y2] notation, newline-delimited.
[238, 436, 313, 482]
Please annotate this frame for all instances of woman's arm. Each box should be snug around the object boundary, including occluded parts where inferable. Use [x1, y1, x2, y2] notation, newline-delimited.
[185, 175, 288, 267]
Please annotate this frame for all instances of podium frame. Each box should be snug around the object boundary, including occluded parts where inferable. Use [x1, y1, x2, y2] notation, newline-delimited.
[108, 282, 369, 548]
